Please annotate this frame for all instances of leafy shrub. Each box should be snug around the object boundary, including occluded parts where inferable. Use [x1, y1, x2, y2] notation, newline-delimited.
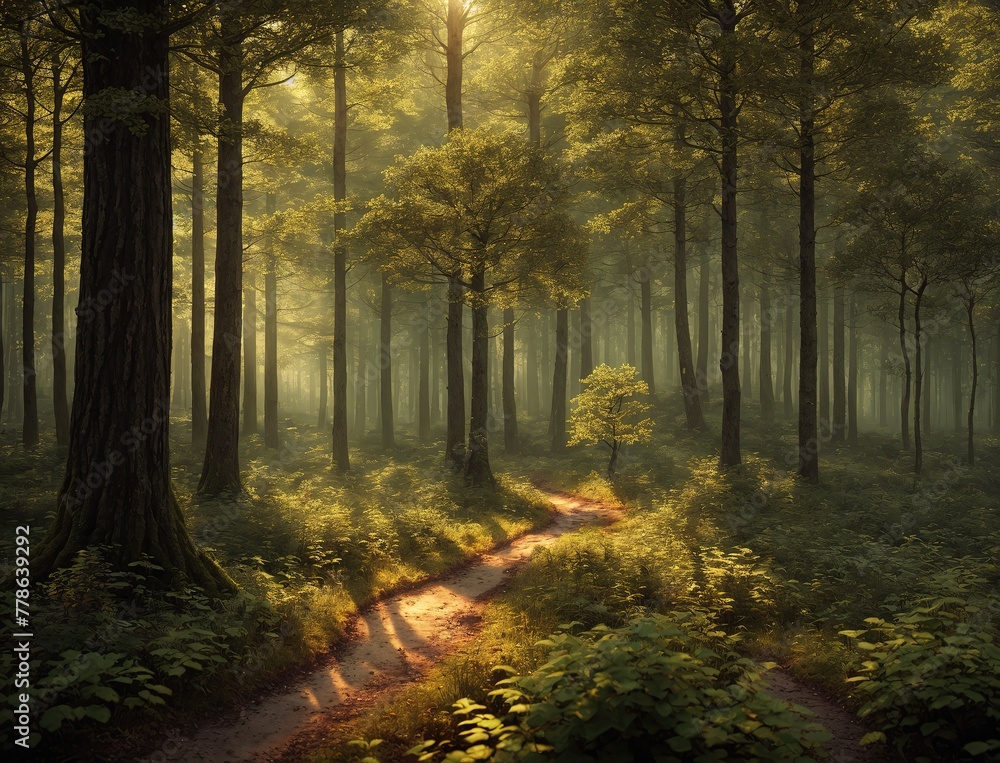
[841, 597, 1000, 761]
[411, 612, 831, 762]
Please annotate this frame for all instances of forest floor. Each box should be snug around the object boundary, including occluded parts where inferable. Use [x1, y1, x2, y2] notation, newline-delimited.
[160, 491, 621, 763]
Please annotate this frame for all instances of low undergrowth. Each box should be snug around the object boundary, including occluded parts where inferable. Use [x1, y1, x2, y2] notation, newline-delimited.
[310, 405, 1000, 763]
[0, 426, 552, 758]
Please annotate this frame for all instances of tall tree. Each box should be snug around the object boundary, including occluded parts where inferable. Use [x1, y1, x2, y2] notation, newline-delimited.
[33, 0, 232, 593]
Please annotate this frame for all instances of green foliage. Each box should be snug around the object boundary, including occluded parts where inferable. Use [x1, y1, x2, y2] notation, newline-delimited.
[0, 546, 277, 746]
[841, 598, 1000, 761]
[409, 613, 830, 763]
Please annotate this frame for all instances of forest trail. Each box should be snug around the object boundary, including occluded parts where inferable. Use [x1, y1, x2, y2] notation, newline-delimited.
[165, 491, 621, 763]
[764, 669, 875, 763]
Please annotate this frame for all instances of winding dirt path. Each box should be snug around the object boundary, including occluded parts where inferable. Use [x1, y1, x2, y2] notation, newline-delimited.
[167, 491, 620, 763]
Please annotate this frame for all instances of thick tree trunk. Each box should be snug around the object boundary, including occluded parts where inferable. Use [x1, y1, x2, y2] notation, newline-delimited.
[759, 278, 775, 420]
[200, 19, 244, 495]
[332, 30, 350, 471]
[381, 272, 395, 449]
[848, 293, 858, 444]
[898, 283, 911, 450]
[913, 280, 927, 474]
[242, 284, 258, 435]
[34, 2, 232, 593]
[51, 54, 70, 446]
[608, 443, 620, 481]
[550, 307, 569, 451]
[673, 176, 704, 429]
[580, 295, 594, 380]
[832, 285, 845, 441]
[502, 306, 518, 454]
[697, 247, 710, 403]
[445, 275, 465, 463]
[465, 269, 494, 485]
[640, 263, 654, 394]
[20, 27, 39, 450]
[191, 149, 207, 446]
[264, 254, 279, 449]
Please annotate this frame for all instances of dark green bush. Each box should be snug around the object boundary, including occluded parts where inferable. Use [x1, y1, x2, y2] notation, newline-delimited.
[841, 597, 1000, 761]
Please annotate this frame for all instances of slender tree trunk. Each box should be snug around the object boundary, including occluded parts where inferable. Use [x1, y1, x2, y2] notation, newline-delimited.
[953, 342, 962, 433]
[331, 30, 349, 470]
[832, 285, 845, 441]
[446, 276, 465, 463]
[718, 16, 741, 468]
[923, 335, 932, 435]
[318, 345, 328, 428]
[466, 269, 494, 485]
[819, 289, 829, 434]
[445, 0, 465, 131]
[580, 295, 593, 380]
[640, 262, 655, 394]
[742, 279, 752, 399]
[51, 54, 70, 446]
[608, 443, 620, 480]
[673, 176, 704, 429]
[879, 335, 888, 427]
[550, 307, 569, 451]
[783, 287, 794, 418]
[242, 284, 258, 435]
[993, 330, 1000, 435]
[263, 251, 279, 449]
[191, 149, 207, 446]
[898, 282, 911, 450]
[626, 268, 637, 367]
[697, 247, 710, 404]
[34, 3, 232, 593]
[526, 313, 539, 415]
[967, 300, 978, 466]
[502, 306, 519, 454]
[381, 272, 395, 449]
[759, 277, 774, 420]
[848, 293, 858, 444]
[797, 27, 818, 478]
[419, 302, 431, 440]
[354, 313, 367, 437]
[200, 18, 244, 495]
[913, 279, 927, 474]
[1, 274, 5, 424]
[20, 27, 39, 449]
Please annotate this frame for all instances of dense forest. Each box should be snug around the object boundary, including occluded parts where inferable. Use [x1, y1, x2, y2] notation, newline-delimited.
[1, 0, 999, 761]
